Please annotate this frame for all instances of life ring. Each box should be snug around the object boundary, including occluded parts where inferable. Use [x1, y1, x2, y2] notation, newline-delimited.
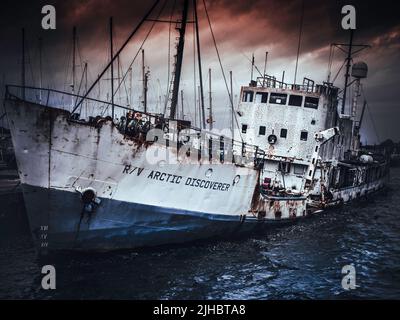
[267, 134, 277, 145]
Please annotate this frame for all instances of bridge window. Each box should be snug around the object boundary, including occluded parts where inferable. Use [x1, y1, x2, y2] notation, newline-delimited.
[289, 94, 303, 107]
[280, 128, 287, 138]
[255, 92, 268, 103]
[304, 96, 319, 109]
[278, 162, 291, 173]
[259, 126, 266, 135]
[242, 91, 254, 102]
[242, 124, 248, 134]
[269, 93, 287, 105]
[300, 131, 308, 141]
[294, 164, 306, 175]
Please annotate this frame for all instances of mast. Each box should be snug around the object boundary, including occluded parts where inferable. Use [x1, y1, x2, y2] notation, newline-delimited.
[194, 88, 197, 126]
[180, 90, 184, 120]
[230, 70, 233, 139]
[117, 56, 121, 105]
[262, 51, 268, 87]
[21, 28, 25, 100]
[169, 0, 189, 119]
[193, 0, 206, 128]
[208, 68, 212, 130]
[144, 69, 149, 114]
[197, 85, 201, 127]
[39, 37, 43, 102]
[73, 0, 161, 113]
[142, 49, 145, 110]
[84, 62, 88, 115]
[142, 49, 148, 113]
[72, 26, 76, 106]
[128, 67, 132, 107]
[158, 80, 162, 114]
[109, 17, 114, 119]
[250, 53, 254, 82]
[341, 29, 354, 115]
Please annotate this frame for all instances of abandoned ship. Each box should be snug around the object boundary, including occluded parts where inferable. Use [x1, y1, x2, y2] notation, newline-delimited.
[3, 0, 390, 252]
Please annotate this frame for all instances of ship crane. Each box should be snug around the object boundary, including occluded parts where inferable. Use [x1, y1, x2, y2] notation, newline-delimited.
[303, 126, 340, 192]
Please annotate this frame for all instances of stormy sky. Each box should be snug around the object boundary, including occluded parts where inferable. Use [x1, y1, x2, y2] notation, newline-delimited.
[0, 0, 399, 144]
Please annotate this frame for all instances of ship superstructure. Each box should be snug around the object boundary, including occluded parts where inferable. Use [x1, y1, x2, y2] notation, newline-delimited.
[235, 70, 388, 218]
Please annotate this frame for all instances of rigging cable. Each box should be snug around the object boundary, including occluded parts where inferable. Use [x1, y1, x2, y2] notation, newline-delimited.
[193, 2, 197, 126]
[202, 0, 243, 143]
[26, 36, 36, 88]
[72, 0, 162, 113]
[332, 59, 346, 84]
[116, 56, 130, 107]
[241, 52, 263, 78]
[75, 35, 84, 98]
[293, 0, 305, 84]
[327, 44, 334, 83]
[101, 0, 168, 116]
[366, 102, 380, 143]
[163, 0, 177, 115]
[62, 33, 72, 98]
[361, 85, 380, 143]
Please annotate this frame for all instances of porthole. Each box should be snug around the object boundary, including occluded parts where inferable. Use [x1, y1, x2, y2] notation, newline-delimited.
[158, 160, 166, 168]
[205, 168, 213, 178]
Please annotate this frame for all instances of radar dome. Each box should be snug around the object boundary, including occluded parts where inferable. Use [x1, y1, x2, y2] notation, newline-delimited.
[352, 61, 368, 79]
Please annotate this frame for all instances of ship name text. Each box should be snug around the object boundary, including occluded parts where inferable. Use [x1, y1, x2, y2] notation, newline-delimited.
[122, 165, 230, 191]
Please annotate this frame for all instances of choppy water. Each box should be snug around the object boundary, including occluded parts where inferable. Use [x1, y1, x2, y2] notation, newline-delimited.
[1, 169, 400, 300]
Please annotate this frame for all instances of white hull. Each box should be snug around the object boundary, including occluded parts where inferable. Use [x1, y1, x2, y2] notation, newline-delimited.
[5, 99, 307, 251]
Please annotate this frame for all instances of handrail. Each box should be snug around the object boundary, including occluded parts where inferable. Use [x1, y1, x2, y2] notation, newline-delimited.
[253, 75, 337, 94]
[5, 84, 134, 112]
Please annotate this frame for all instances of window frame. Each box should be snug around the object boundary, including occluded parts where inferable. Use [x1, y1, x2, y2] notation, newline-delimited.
[242, 90, 254, 103]
[259, 126, 266, 136]
[269, 92, 288, 105]
[293, 164, 306, 175]
[278, 162, 291, 173]
[255, 92, 268, 103]
[300, 130, 308, 141]
[280, 128, 288, 138]
[288, 94, 303, 107]
[304, 96, 319, 109]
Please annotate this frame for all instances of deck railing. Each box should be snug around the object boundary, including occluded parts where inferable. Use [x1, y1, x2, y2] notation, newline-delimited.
[254, 75, 338, 95]
[5, 85, 266, 168]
